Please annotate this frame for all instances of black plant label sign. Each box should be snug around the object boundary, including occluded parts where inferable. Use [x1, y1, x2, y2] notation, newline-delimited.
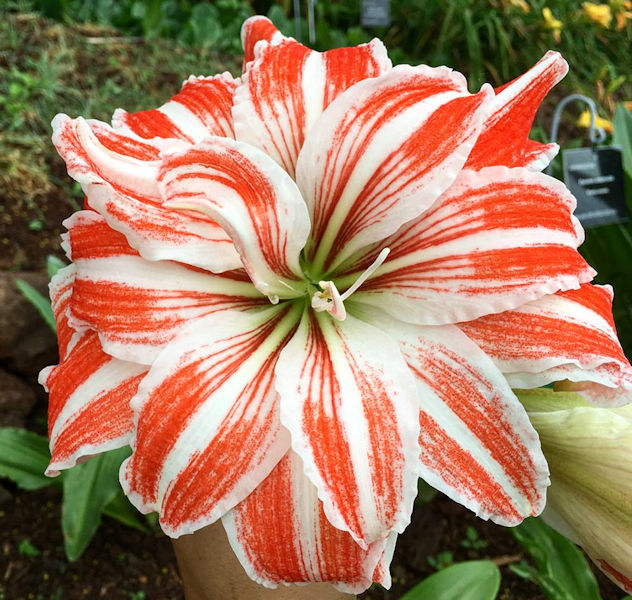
[361, 0, 391, 27]
[563, 146, 628, 228]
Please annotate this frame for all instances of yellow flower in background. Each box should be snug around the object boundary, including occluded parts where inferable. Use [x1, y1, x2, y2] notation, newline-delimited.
[614, 1, 632, 29]
[577, 109, 613, 133]
[542, 7, 563, 42]
[583, 2, 613, 27]
[507, 0, 531, 13]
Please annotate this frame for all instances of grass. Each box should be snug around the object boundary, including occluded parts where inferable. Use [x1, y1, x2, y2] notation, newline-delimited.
[0, 10, 239, 270]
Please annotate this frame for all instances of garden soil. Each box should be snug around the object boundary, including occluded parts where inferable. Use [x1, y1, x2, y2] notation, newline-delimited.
[0, 483, 625, 600]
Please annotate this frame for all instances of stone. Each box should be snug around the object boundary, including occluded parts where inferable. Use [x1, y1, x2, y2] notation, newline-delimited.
[0, 270, 57, 376]
[0, 368, 37, 428]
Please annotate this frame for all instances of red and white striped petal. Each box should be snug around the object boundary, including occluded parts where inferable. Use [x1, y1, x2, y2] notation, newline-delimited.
[460, 284, 632, 407]
[233, 36, 391, 177]
[121, 304, 303, 536]
[53, 116, 242, 271]
[52, 114, 162, 198]
[65, 210, 263, 364]
[159, 138, 310, 302]
[371, 532, 398, 589]
[296, 66, 493, 273]
[599, 562, 632, 594]
[223, 451, 391, 593]
[465, 52, 568, 171]
[112, 73, 237, 142]
[85, 183, 241, 273]
[241, 15, 287, 66]
[339, 167, 594, 325]
[364, 310, 549, 525]
[41, 329, 147, 476]
[48, 264, 83, 360]
[275, 310, 420, 547]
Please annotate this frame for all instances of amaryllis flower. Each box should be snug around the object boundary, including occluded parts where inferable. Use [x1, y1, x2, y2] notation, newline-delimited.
[520, 389, 632, 593]
[42, 15, 632, 593]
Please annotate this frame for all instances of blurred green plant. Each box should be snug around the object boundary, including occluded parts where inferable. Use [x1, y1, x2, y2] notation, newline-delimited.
[461, 526, 488, 551]
[0, 428, 151, 561]
[11, 0, 631, 107]
[427, 550, 454, 571]
[398, 560, 501, 600]
[510, 517, 602, 600]
[18, 538, 41, 557]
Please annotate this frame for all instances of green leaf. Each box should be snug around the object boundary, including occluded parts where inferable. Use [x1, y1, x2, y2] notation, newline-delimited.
[0, 428, 57, 490]
[399, 561, 500, 600]
[613, 103, 632, 178]
[511, 517, 602, 600]
[18, 539, 40, 557]
[103, 490, 148, 533]
[188, 3, 222, 45]
[46, 255, 66, 279]
[14, 279, 56, 332]
[61, 446, 131, 561]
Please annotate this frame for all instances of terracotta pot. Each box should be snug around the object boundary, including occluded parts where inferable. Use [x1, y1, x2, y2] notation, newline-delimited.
[172, 520, 355, 600]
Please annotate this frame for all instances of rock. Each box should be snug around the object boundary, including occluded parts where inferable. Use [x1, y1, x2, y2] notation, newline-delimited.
[7, 324, 58, 379]
[0, 368, 37, 428]
[0, 271, 57, 374]
[0, 483, 11, 506]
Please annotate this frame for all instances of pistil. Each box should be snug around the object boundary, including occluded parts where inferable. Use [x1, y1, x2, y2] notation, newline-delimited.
[311, 248, 390, 321]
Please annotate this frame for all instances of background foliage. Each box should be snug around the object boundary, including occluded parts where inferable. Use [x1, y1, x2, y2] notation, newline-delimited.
[12, 0, 632, 106]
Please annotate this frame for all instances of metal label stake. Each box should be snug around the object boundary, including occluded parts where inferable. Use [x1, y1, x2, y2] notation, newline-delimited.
[548, 94, 627, 228]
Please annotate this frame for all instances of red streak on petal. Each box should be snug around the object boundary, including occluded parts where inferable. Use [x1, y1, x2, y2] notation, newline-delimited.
[118, 76, 236, 141]
[419, 411, 522, 522]
[51, 372, 143, 463]
[160, 353, 279, 528]
[327, 92, 488, 264]
[122, 109, 187, 141]
[46, 332, 110, 435]
[366, 246, 590, 294]
[235, 455, 303, 579]
[71, 280, 258, 346]
[558, 284, 616, 330]
[386, 181, 578, 261]
[466, 54, 566, 169]
[298, 315, 406, 540]
[300, 316, 363, 537]
[69, 215, 139, 259]
[461, 309, 627, 365]
[409, 346, 540, 508]
[128, 312, 290, 505]
[321, 45, 384, 108]
[91, 124, 161, 160]
[310, 76, 466, 253]
[231, 453, 374, 584]
[248, 40, 311, 173]
[599, 561, 632, 593]
[344, 354, 403, 526]
[163, 146, 295, 279]
[242, 17, 281, 65]
[51, 277, 75, 360]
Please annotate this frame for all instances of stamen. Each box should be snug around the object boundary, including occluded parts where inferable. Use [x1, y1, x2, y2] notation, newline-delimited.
[339, 248, 390, 301]
[311, 281, 346, 320]
[310, 248, 390, 322]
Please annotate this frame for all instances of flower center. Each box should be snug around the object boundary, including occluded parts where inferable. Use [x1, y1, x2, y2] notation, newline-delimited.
[310, 248, 390, 321]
